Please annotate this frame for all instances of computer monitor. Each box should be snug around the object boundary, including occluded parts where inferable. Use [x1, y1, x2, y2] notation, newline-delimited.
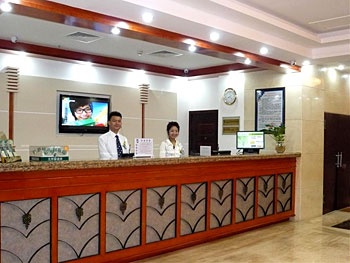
[236, 131, 265, 154]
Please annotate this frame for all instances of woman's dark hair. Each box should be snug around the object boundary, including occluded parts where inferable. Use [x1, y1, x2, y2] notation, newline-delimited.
[108, 111, 122, 121]
[69, 98, 93, 120]
[166, 121, 180, 134]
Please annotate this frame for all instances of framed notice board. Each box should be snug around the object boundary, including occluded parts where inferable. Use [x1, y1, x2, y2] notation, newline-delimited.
[255, 87, 285, 131]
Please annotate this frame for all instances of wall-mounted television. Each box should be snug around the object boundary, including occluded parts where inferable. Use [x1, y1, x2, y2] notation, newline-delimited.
[236, 131, 265, 154]
[58, 91, 110, 134]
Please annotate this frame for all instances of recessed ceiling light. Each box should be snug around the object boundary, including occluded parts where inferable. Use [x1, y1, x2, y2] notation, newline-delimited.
[210, 32, 219, 42]
[183, 39, 195, 45]
[142, 12, 153, 24]
[233, 52, 245, 57]
[0, 2, 12, 12]
[117, 21, 129, 29]
[259, 47, 268, 55]
[111, 26, 121, 35]
[302, 60, 310, 66]
[188, 45, 196, 52]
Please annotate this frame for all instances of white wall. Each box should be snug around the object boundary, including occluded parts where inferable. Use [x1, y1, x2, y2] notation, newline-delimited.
[0, 53, 246, 159]
[0, 53, 180, 160]
[176, 73, 246, 154]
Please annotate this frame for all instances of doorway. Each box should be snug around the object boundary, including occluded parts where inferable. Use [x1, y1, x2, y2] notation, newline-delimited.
[323, 112, 350, 214]
[189, 110, 218, 155]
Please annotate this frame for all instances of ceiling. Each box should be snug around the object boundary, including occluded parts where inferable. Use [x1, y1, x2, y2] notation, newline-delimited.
[0, 0, 349, 77]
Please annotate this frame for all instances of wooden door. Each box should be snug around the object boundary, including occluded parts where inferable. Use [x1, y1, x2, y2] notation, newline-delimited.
[189, 110, 218, 155]
[323, 113, 350, 214]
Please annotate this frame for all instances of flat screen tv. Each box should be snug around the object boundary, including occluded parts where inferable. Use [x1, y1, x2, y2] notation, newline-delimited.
[236, 131, 265, 154]
[58, 92, 110, 134]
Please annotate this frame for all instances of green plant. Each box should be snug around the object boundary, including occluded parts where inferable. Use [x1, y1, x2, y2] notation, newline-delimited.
[263, 123, 285, 142]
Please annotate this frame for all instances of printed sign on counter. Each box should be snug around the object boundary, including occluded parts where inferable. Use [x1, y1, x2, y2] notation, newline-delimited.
[29, 146, 69, 162]
[134, 138, 153, 158]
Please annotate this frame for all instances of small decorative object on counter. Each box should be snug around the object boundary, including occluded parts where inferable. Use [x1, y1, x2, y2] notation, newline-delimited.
[29, 146, 69, 162]
[263, 123, 286, 154]
[0, 139, 22, 163]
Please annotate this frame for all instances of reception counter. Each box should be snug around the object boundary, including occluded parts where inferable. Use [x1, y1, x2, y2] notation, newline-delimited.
[0, 153, 300, 263]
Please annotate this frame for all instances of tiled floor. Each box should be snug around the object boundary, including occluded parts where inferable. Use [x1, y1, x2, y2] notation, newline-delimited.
[134, 210, 350, 263]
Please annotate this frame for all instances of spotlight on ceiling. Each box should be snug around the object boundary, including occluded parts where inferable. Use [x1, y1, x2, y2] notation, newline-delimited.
[233, 52, 245, 57]
[117, 21, 129, 29]
[188, 45, 196, 52]
[244, 58, 251, 65]
[259, 47, 268, 55]
[111, 26, 121, 35]
[183, 39, 195, 45]
[210, 32, 219, 42]
[0, 2, 12, 12]
[142, 12, 153, 23]
[280, 63, 289, 69]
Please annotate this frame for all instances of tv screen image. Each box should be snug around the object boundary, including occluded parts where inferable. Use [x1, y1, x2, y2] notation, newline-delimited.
[58, 92, 110, 134]
[236, 131, 265, 154]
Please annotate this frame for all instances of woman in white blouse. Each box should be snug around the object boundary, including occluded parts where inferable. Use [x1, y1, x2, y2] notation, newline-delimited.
[159, 121, 184, 158]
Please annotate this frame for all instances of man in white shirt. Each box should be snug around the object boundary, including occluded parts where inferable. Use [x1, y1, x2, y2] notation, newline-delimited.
[98, 111, 130, 160]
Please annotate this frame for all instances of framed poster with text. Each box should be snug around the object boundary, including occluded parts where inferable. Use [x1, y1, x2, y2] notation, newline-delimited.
[255, 87, 285, 131]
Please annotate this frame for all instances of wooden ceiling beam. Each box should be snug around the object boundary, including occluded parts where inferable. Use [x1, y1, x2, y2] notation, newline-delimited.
[2, 0, 301, 76]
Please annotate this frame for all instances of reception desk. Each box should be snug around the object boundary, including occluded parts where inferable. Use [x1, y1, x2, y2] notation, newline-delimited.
[0, 153, 300, 263]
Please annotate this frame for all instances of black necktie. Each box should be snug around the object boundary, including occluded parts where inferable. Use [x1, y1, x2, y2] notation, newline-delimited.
[116, 135, 123, 158]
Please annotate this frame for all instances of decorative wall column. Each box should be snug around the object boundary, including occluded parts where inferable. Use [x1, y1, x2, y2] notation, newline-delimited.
[139, 84, 150, 138]
[3, 67, 19, 141]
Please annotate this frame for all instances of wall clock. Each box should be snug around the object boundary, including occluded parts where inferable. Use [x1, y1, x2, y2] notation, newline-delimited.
[223, 88, 237, 105]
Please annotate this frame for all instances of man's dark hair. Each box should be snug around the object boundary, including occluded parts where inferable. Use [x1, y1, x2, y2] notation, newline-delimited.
[108, 111, 123, 121]
[166, 121, 180, 134]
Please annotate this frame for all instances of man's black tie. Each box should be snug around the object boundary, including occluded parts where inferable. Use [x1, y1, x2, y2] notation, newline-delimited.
[116, 135, 123, 158]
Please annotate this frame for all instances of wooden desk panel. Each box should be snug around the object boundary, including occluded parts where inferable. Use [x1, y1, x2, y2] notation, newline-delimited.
[0, 155, 298, 263]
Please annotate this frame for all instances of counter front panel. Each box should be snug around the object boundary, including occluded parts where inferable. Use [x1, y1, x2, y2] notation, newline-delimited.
[0, 154, 298, 263]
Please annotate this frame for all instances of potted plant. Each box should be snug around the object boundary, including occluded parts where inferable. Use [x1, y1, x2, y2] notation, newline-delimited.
[263, 123, 286, 153]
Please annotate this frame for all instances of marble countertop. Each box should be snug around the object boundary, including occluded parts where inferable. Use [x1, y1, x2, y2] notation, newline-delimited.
[0, 153, 301, 173]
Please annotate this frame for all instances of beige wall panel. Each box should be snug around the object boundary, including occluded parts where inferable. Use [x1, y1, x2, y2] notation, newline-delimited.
[284, 119, 302, 152]
[302, 120, 324, 154]
[0, 73, 8, 110]
[302, 86, 325, 121]
[244, 71, 285, 90]
[324, 74, 349, 115]
[145, 90, 177, 119]
[143, 119, 173, 157]
[285, 86, 302, 121]
[299, 153, 323, 189]
[299, 185, 323, 220]
[110, 87, 140, 117]
[1, 73, 10, 137]
[5, 75, 176, 161]
[121, 118, 142, 148]
[14, 112, 57, 145]
[0, 112, 8, 137]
